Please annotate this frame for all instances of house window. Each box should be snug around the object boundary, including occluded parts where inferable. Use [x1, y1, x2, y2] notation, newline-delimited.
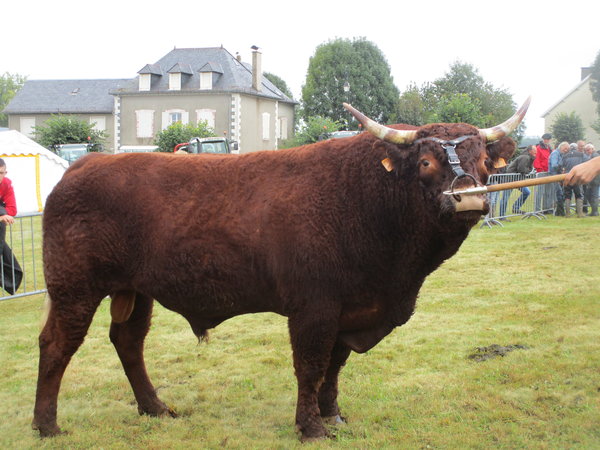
[200, 72, 212, 90]
[139, 74, 151, 91]
[279, 117, 288, 140]
[90, 116, 106, 132]
[169, 73, 181, 91]
[162, 109, 189, 130]
[135, 110, 154, 138]
[196, 109, 216, 130]
[20, 117, 36, 138]
[262, 112, 270, 140]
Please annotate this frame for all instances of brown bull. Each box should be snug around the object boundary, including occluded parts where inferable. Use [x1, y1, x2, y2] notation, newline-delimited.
[33, 99, 528, 441]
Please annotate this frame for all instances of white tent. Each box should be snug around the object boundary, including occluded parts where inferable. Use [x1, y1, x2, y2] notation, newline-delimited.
[0, 130, 68, 215]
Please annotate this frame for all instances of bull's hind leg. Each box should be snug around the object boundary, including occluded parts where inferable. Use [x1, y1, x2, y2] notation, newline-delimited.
[32, 293, 103, 437]
[288, 306, 340, 442]
[109, 292, 176, 418]
[319, 340, 351, 424]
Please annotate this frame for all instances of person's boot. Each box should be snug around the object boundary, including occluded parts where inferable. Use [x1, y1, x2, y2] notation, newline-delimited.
[564, 200, 571, 217]
[590, 200, 599, 216]
[576, 198, 585, 218]
[554, 201, 565, 216]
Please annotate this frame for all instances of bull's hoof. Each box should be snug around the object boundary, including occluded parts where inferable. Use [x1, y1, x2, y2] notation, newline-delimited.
[296, 423, 330, 443]
[322, 414, 347, 425]
[138, 403, 178, 418]
[31, 420, 66, 438]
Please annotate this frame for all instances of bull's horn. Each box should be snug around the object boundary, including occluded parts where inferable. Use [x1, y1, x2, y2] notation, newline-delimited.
[478, 96, 531, 143]
[343, 103, 418, 145]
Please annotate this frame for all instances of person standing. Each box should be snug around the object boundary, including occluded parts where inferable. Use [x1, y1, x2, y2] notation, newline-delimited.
[534, 133, 553, 173]
[0, 158, 22, 295]
[0, 159, 16, 229]
[562, 143, 586, 217]
[533, 133, 553, 213]
[582, 143, 599, 216]
[548, 142, 569, 216]
[503, 145, 537, 214]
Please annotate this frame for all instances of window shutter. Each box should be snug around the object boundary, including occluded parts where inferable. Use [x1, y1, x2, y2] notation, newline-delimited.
[262, 112, 270, 140]
[136, 110, 154, 138]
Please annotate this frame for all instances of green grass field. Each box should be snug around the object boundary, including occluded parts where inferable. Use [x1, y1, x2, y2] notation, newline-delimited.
[1, 216, 598, 449]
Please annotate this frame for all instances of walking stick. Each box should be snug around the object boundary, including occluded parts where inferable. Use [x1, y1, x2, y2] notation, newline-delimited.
[444, 174, 567, 197]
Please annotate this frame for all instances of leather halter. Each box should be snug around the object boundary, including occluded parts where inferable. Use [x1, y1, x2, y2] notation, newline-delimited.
[414, 135, 480, 201]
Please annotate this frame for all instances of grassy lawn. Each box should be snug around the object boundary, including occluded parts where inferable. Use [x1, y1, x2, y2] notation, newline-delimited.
[0, 216, 598, 448]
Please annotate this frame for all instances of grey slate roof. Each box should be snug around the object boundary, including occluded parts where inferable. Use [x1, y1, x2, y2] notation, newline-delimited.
[3, 79, 130, 114]
[3, 47, 295, 115]
[115, 47, 294, 103]
[167, 63, 194, 75]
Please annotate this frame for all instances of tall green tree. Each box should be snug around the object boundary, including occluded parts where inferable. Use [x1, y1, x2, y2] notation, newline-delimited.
[0, 72, 27, 127]
[396, 83, 426, 126]
[550, 112, 585, 143]
[588, 49, 600, 135]
[301, 38, 399, 126]
[421, 62, 516, 128]
[395, 62, 523, 141]
[34, 115, 107, 151]
[154, 121, 215, 152]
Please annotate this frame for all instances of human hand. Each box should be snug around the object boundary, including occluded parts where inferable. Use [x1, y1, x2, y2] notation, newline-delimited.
[0, 215, 14, 225]
[564, 157, 600, 185]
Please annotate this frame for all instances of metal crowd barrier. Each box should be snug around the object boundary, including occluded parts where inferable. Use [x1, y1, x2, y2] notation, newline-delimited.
[0, 212, 46, 301]
[482, 172, 559, 228]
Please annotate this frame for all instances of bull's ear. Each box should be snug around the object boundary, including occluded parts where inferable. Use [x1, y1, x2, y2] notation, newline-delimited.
[486, 136, 516, 171]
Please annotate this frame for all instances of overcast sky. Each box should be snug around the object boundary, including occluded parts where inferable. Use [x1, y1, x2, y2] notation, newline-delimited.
[2, 0, 598, 136]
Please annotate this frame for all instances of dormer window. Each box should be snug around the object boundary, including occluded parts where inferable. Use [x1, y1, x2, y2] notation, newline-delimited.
[139, 74, 151, 91]
[137, 64, 162, 92]
[169, 73, 181, 91]
[200, 72, 212, 90]
[198, 62, 223, 91]
[167, 63, 192, 91]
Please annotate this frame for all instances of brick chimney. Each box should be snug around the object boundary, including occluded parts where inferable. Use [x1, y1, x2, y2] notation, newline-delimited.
[252, 46, 262, 92]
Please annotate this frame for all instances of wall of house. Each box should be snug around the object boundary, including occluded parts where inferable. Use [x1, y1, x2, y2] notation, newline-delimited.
[544, 78, 600, 149]
[8, 113, 115, 151]
[238, 96, 295, 153]
[118, 93, 233, 151]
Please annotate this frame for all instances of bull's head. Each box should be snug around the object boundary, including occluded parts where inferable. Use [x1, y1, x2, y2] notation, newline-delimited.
[344, 98, 529, 222]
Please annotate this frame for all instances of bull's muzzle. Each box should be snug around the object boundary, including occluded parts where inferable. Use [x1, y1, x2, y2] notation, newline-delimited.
[453, 194, 487, 213]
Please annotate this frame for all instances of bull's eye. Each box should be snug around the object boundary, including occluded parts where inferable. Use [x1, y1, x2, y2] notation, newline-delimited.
[421, 160, 431, 167]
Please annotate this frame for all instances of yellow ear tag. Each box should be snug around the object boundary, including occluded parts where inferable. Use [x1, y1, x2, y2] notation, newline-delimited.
[381, 158, 394, 172]
[494, 157, 507, 169]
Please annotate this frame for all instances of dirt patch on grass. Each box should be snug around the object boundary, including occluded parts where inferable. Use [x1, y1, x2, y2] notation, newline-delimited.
[468, 344, 530, 362]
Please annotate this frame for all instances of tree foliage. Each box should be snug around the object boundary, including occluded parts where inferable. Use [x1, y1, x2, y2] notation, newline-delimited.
[264, 72, 293, 99]
[395, 62, 523, 141]
[550, 112, 585, 143]
[154, 121, 216, 153]
[301, 38, 398, 126]
[280, 116, 341, 148]
[589, 49, 600, 136]
[0, 72, 26, 127]
[396, 83, 426, 126]
[34, 115, 107, 151]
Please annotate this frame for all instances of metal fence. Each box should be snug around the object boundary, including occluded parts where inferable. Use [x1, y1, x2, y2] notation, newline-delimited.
[0, 212, 45, 301]
[482, 172, 560, 227]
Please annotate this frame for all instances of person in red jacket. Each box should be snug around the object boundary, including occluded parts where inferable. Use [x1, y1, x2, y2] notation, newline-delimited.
[0, 157, 22, 295]
[0, 158, 17, 226]
[533, 133, 552, 173]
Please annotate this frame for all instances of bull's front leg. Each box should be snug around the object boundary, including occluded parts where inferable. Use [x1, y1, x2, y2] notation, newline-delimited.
[288, 308, 340, 442]
[318, 340, 351, 424]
